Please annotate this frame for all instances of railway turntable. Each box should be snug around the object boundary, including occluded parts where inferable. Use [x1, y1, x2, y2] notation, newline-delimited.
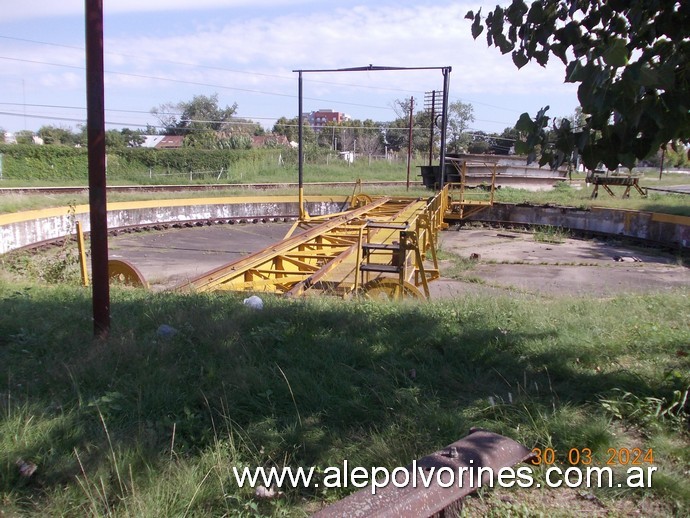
[174, 189, 449, 299]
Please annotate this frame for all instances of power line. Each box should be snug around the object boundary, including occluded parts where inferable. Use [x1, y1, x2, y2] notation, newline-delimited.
[0, 34, 435, 98]
[0, 34, 526, 115]
[0, 55, 400, 112]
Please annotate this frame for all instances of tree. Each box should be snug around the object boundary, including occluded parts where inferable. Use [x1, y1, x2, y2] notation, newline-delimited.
[37, 125, 77, 145]
[120, 128, 145, 147]
[360, 119, 384, 158]
[105, 129, 126, 149]
[183, 130, 218, 149]
[447, 101, 475, 153]
[468, 139, 491, 154]
[14, 130, 34, 145]
[316, 121, 339, 149]
[151, 93, 238, 136]
[466, 1, 690, 170]
[272, 116, 316, 145]
[467, 131, 493, 154]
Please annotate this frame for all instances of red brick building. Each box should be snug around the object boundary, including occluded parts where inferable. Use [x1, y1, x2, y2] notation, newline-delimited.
[307, 109, 350, 131]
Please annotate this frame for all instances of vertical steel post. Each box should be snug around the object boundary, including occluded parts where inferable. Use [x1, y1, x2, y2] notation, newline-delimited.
[438, 67, 451, 190]
[297, 71, 306, 220]
[85, 0, 110, 337]
[406, 96, 414, 191]
[76, 221, 89, 287]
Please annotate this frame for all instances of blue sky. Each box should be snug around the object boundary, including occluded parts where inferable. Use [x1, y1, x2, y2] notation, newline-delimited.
[0, 0, 579, 135]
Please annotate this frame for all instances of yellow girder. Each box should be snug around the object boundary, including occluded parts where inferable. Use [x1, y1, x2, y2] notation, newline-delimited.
[174, 198, 391, 293]
[175, 188, 450, 299]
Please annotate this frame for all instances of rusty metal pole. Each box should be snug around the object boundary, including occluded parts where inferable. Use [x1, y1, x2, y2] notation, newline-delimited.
[406, 96, 414, 191]
[85, 0, 110, 337]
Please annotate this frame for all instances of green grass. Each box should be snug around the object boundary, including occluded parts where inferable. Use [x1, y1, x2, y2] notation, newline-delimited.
[494, 178, 690, 217]
[2, 167, 688, 217]
[1, 162, 689, 515]
[0, 269, 688, 516]
[532, 225, 570, 244]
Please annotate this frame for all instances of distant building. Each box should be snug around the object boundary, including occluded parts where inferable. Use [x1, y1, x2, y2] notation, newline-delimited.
[307, 109, 350, 131]
[156, 135, 184, 149]
[138, 135, 185, 149]
[140, 135, 165, 148]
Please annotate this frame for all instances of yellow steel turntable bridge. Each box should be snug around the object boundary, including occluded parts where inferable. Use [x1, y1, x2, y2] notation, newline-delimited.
[176, 188, 449, 299]
[174, 163, 496, 300]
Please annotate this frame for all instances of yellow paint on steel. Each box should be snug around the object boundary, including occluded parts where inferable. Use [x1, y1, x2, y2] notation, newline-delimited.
[651, 212, 690, 226]
[444, 157, 496, 220]
[298, 186, 310, 220]
[0, 195, 349, 226]
[361, 277, 425, 300]
[76, 221, 89, 287]
[174, 197, 392, 294]
[108, 259, 149, 288]
[175, 189, 450, 299]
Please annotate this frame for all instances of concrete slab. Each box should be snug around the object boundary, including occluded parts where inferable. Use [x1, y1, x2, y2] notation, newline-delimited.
[109, 223, 294, 290]
[433, 228, 688, 298]
[109, 223, 689, 297]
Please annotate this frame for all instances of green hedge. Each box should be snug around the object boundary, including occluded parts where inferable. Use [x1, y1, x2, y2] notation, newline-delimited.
[0, 145, 273, 181]
[0, 144, 88, 180]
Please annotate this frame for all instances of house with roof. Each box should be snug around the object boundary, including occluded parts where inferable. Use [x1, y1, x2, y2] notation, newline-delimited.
[156, 135, 185, 149]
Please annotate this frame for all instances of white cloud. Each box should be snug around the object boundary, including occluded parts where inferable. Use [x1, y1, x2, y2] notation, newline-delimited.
[2, 0, 319, 21]
[103, 2, 572, 98]
[0, 1, 578, 131]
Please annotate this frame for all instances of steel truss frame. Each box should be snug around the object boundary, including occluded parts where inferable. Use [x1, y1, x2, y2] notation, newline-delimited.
[175, 188, 449, 299]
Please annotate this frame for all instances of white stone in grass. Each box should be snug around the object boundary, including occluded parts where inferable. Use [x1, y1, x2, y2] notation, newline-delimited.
[243, 295, 264, 310]
[255, 485, 283, 499]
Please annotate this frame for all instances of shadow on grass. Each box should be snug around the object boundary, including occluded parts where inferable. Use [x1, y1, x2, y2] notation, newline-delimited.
[0, 284, 686, 513]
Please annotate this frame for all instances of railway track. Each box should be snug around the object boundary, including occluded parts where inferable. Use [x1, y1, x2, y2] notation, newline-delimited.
[0, 181, 412, 196]
[11, 214, 300, 255]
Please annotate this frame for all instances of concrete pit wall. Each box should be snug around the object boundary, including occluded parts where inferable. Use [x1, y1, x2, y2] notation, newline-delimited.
[0, 197, 348, 254]
[469, 203, 690, 250]
[1, 198, 688, 255]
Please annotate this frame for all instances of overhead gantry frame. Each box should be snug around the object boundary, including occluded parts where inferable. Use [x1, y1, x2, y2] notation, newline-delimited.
[293, 64, 452, 220]
[176, 65, 456, 299]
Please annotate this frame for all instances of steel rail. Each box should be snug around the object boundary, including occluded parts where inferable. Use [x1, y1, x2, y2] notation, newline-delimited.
[0, 181, 413, 197]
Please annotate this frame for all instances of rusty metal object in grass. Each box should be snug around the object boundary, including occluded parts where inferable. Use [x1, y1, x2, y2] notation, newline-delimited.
[312, 428, 533, 518]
